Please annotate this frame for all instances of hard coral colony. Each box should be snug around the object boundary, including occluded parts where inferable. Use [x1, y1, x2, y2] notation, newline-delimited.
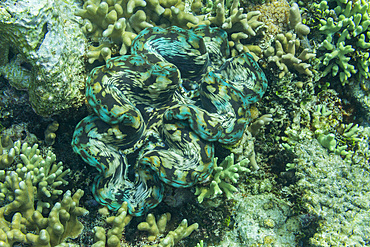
[0, 0, 370, 246]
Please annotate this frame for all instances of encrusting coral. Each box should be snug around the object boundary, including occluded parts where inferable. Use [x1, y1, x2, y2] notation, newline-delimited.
[247, 0, 290, 37]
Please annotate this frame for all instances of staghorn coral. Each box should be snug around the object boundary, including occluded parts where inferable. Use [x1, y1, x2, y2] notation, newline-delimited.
[0, 0, 86, 116]
[71, 25, 268, 216]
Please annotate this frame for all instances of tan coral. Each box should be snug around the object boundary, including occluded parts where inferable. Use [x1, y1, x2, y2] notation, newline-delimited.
[0, 136, 18, 169]
[76, 0, 267, 62]
[138, 212, 198, 247]
[265, 32, 315, 78]
[208, 0, 265, 55]
[0, 140, 71, 214]
[0, 171, 88, 247]
[92, 202, 132, 247]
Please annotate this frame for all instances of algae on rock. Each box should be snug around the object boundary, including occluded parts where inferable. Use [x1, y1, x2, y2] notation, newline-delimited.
[0, 0, 87, 116]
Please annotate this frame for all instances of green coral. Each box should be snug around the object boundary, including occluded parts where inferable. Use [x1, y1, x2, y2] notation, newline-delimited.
[314, 0, 370, 84]
[0, 138, 71, 214]
[195, 153, 250, 203]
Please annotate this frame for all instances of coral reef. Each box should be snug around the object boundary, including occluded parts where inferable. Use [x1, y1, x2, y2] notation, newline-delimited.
[217, 192, 301, 246]
[138, 212, 198, 247]
[44, 121, 59, 146]
[72, 25, 268, 216]
[0, 0, 86, 116]
[75, 0, 266, 62]
[92, 202, 132, 247]
[0, 135, 16, 169]
[0, 137, 71, 214]
[288, 3, 310, 37]
[263, 2, 315, 78]
[0, 172, 88, 246]
[314, 0, 370, 84]
[195, 153, 251, 203]
[3, 0, 370, 246]
[264, 32, 316, 78]
[246, 0, 290, 37]
[292, 139, 370, 246]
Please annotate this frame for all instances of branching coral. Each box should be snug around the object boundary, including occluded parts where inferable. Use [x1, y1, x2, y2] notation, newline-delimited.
[206, 0, 265, 55]
[0, 138, 71, 214]
[75, 0, 266, 62]
[0, 135, 17, 169]
[265, 32, 316, 78]
[195, 153, 250, 203]
[138, 212, 198, 247]
[92, 202, 132, 247]
[92, 203, 198, 247]
[263, 2, 315, 78]
[313, 0, 370, 84]
[0, 171, 88, 246]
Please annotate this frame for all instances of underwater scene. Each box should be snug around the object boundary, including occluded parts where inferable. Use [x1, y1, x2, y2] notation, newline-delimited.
[0, 0, 370, 246]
